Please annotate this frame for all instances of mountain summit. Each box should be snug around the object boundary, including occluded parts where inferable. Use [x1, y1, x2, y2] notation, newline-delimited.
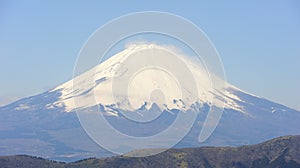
[50, 44, 238, 113]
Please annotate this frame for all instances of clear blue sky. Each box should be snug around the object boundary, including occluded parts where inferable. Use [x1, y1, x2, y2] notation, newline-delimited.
[0, 1, 299, 110]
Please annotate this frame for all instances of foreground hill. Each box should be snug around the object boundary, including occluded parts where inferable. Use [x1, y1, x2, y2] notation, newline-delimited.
[1, 135, 299, 168]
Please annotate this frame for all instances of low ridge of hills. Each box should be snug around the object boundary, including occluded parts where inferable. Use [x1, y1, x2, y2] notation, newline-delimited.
[1, 135, 299, 168]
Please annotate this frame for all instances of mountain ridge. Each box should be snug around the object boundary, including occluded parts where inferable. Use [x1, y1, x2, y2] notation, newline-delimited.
[0, 135, 299, 168]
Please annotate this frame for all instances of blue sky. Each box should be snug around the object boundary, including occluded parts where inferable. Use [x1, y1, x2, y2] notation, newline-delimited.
[0, 1, 299, 110]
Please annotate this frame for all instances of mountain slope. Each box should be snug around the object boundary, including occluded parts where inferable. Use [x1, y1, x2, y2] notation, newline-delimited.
[0, 44, 300, 161]
[1, 135, 299, 168]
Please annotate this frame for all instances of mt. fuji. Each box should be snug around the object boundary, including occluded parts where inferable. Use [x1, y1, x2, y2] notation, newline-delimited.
[0, 44, 299, 161]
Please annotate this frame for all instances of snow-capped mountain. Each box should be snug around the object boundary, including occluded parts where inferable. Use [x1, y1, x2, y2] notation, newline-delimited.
[0, 44, 299, 161]
[50, 44, 243, 114]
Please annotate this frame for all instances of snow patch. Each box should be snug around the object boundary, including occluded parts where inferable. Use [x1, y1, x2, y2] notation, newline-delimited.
[14, 104, 31, 110]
